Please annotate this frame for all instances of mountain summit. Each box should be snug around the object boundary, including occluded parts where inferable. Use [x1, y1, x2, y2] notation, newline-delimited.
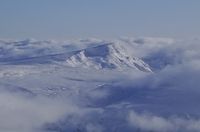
[65, 43, 152, 72]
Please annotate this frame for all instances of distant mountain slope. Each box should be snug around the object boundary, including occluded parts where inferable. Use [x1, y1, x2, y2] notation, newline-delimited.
[65, 43, 152, 72]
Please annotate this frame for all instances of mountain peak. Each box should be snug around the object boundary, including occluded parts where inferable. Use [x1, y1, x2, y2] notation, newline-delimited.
[65, 43, 153, 73]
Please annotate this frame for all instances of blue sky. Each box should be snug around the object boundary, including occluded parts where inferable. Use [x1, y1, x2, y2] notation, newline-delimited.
[0, 0, 200, 39]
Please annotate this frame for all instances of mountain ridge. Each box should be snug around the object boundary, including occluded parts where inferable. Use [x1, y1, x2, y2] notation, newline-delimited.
[3, 43, 153, 73]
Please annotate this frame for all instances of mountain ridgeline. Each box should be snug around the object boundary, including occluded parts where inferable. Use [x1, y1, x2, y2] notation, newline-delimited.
[4, 43, 153, 73]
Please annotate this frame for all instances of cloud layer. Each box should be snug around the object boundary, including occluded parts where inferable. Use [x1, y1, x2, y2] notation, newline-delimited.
[1, 36, 200, 131]
[1, 36, 200, 69]
[0, 38, 106, 61]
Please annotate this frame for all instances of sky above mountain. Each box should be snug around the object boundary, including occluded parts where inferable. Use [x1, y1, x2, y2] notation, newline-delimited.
[0, 0, 200, 39]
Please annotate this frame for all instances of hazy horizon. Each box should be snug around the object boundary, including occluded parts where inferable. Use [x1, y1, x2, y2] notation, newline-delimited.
[0, 1, 200, 39]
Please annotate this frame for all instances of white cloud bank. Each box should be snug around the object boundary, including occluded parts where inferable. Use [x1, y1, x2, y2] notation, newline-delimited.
[129, 110, 200, 132]
[0, 91, 81, 131]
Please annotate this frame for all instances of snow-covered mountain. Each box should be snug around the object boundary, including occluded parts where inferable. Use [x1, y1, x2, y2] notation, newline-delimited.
[62, 43, 152, 72]
[6, 43, 152, 73]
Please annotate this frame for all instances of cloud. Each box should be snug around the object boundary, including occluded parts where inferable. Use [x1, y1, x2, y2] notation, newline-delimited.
[86, 123, 103, 132]
[128, 110, 200, 132]
[109, 36, 200, 90]
[110, 36, 200, 72]
[0, 38, 106, 62]
[117, 36, 174, 58]
[0, 91, 80, 131]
